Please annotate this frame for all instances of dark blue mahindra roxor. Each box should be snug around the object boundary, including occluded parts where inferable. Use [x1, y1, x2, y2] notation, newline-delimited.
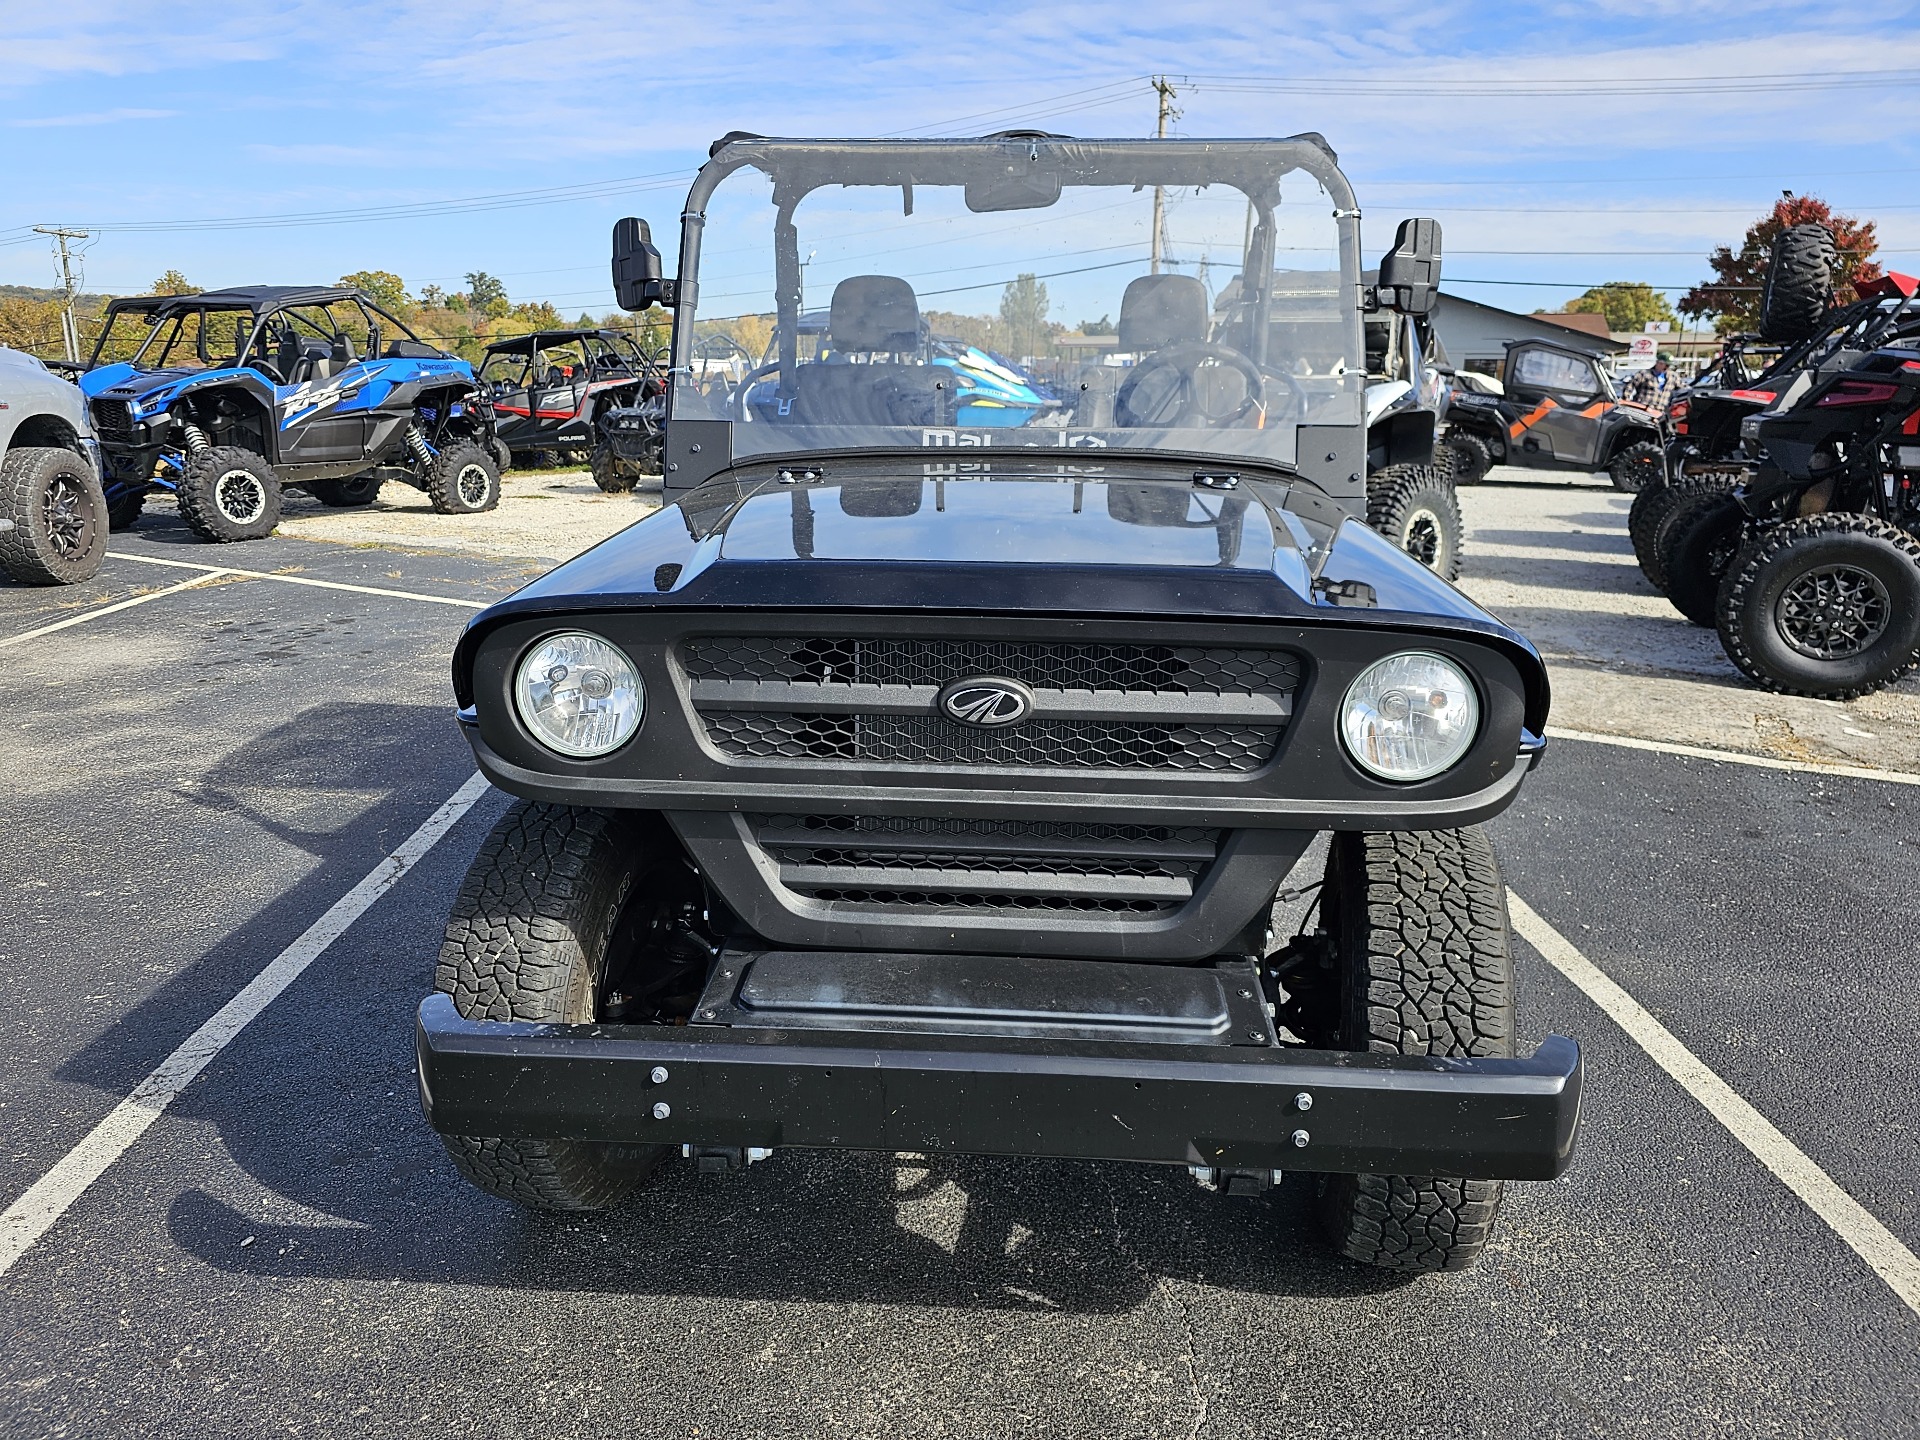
[414, 133, 1579, 1275]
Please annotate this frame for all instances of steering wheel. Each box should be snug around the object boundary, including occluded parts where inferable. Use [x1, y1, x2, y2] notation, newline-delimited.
[1114, 342, 1268, 429]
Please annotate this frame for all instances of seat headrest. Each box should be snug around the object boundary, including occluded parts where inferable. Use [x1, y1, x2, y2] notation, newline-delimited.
[830, 275, 921, 353]
[1118, 274, 1209, 350]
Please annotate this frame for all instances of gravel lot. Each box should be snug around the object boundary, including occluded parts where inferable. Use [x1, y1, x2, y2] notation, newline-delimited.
[1, 471, 1915, 1439]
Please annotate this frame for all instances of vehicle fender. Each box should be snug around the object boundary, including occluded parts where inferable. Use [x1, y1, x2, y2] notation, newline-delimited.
[1365, 407, 1435, 472]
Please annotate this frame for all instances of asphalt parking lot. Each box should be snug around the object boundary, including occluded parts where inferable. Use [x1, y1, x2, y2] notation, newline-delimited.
[2, 485, 1917, 1439]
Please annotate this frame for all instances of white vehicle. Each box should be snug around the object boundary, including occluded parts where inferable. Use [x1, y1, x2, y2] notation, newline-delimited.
[0, 347, 108, 585]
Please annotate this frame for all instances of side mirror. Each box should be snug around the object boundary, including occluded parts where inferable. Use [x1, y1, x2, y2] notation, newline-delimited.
[612, 217, 668, 311]
[1377, 218, 1442, 317]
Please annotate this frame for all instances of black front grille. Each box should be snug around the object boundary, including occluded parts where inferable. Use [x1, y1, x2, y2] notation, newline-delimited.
[684, 635, 1295, 773]
[91, 400, 133, 442]
[704, 712, 1277, 771]
[754, 814, 1222, 917]
[685, 636, 1299, 694]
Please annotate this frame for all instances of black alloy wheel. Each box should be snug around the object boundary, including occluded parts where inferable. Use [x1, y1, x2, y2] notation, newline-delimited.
[1716, 512, 1920, 699]
[0, 446, 110, 585]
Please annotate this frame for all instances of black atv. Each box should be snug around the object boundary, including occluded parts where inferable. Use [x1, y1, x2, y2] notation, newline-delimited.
[475, 327, 665, 489]
[1442, 337, 1666, 492]
[1645, 228, 1920, 624]
[80, 286, 501, 542]
[1703, 302, 1920, 697]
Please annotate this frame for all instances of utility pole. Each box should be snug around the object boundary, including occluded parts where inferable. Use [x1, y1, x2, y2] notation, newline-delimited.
[1150, 76, 1179, 275]
[33, 226, 90, 363]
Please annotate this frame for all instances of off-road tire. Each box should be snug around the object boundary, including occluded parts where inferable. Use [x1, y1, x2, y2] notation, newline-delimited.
[590, 443, 639, 494]
[425, 442, 501, 515]
[1316, 829, 1517, 1274]
[1659, 485, 1746, 626]
[435, 801, 674, 1210]
[0, 446, 109, 585]
[1440, 430, 1493, 485]
[308, 475, 382, 508]
[1631, 472, 1736, 591]
[174, 446, 281, 543]
[105, 488, 145, 531]
[1608, 440, 1665, 494]
[489, 437, 513, 475]
[1715, 513, 1920, 700]
[1759, 223, 1837, 344]
[1366, 463, 1462, 580]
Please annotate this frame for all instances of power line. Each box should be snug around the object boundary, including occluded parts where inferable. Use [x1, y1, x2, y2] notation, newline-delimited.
[1178, 67, 1920, 97]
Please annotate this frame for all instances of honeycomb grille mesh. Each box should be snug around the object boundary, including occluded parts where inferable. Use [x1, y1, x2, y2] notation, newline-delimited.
[703, 712, 1276, 771]
[684, 636, 1299, 695]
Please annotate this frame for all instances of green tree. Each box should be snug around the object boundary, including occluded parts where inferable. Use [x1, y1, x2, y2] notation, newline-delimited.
[1563, 282, 1676, 332]
[465, 271, 509, 319]
[1680, 194, 1882, 334]
[420, 284, 445, 308]
[998, 273, 1050, 360]
[1078, 314, 1115, 336]
[148, 269, 196, 296]
[338, 269, 410, 311]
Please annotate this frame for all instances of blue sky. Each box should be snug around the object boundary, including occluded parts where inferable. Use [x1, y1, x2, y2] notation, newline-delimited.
[4, 1, 1919, 330]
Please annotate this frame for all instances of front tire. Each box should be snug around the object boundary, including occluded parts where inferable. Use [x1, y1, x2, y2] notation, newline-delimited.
[435, 802, 675, 1211]
[105, 486, 146, 532]
[1440, 430, 1492, 485]
[1366, 463, 1462, 580]
[1608, 440, 1665, 494]
[175, 446, 280, 543]
[425, 442, 501, 515]
[590, 443, 639, 494]
[1630, 472, 1735, 592]
[1715, 513, 1920, 700]
[1315, 829, 1517, 1274]
[1659, 485, 1746, 626]
[0, 446, 109, 585]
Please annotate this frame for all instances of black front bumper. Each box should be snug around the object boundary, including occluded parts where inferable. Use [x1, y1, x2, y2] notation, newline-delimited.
[416, 993, 1582, 1180]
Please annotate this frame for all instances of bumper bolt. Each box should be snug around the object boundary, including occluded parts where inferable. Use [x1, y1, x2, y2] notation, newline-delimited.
[652, 1102, 671, 1120]
[1291, 1129, 1310, 1148]
[650, 1066, 669, 1085]
[1293, 1092, 1313, 1112]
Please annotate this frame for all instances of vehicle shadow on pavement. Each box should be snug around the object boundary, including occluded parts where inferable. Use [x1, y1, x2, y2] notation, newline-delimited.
[1468, 528, 1635, 558]
[162, 1149, 1414, 1313]
[53, 699, 479, 1101]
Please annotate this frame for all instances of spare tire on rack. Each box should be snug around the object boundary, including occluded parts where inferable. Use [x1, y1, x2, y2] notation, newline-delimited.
[1759, 224, 1837, 343]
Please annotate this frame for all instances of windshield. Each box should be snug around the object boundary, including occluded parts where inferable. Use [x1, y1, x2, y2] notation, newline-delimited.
[672, 138, 1362, 471]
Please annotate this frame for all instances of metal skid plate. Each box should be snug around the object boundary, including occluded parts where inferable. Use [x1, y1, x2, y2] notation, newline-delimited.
[689, 949, 1278, 1047]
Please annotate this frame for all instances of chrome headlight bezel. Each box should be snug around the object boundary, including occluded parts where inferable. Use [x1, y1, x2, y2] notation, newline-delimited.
[512, 630, 645, 759]
[1338, 650, 1481, 783]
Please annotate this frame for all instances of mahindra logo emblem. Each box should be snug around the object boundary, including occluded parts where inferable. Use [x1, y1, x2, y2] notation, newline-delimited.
[937, 676, 1035, 728]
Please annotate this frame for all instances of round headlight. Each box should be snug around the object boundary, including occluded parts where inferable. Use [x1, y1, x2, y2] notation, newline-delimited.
[1340, 651, 1479, 782]
[514, 632, 644, 758]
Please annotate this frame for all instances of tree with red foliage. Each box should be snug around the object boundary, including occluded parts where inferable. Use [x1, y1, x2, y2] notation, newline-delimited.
[1678, 194, 1881, 333]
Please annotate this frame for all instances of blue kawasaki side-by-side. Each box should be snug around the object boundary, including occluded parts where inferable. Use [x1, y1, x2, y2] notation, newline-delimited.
[79, 285, 502, 542]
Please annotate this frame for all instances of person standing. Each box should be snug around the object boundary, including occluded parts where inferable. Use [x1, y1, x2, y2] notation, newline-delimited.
[1621, 351, 1678, 411]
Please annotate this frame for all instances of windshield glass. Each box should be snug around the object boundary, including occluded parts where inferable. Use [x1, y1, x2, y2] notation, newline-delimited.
[673, 139, 1361, 470]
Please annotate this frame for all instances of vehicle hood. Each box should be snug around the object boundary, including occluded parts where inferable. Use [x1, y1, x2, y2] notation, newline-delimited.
[81, 362, 228, 403]
[483, 469, 1520, 634]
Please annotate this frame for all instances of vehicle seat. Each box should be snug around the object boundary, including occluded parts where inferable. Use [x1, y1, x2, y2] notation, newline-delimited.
[784, 276, 942, 426]
[1117, 274, 1209, 353]
[288, 338, 333, 385]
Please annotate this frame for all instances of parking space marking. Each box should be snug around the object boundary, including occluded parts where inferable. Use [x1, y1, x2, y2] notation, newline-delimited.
[107, 551, 485, 610]
[0, 571, 236, 650]
[1508, 891, 1920, 1319]
[0, 771, 491, 1279]
[1548, 726, 1920, 787]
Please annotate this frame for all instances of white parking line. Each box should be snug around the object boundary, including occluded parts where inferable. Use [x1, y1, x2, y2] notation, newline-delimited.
[1548, 726, 1920, 788]
[0, 771, 491, 1278]
[0, 571, 235, 650]
[1508, 891, 1920, 1319]
[107, 551, 485, 610]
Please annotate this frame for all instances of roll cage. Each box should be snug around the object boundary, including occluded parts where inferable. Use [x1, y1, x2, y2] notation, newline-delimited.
[87, 286, 438, 381]
[669, 134, 1367, 406]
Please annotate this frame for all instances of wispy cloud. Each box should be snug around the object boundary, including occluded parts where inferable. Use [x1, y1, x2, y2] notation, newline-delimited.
[10, 107, 177, 127]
